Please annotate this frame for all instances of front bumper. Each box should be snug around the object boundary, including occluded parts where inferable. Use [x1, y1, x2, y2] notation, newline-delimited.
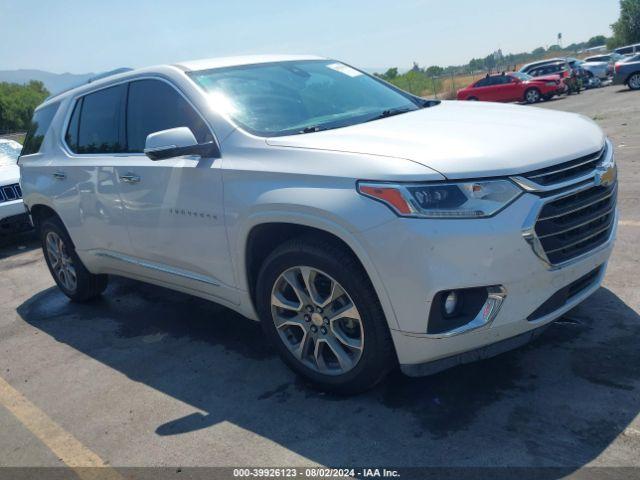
[356, 192, 617, 368]
[612, 73, 627, 86]
[0, 200, 31, 234]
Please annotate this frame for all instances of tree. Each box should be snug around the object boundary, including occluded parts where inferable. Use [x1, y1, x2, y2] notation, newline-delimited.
[483, 53, 496, 71]
[548, 44, 562, 52]
[425, 65, 444, 77]
[382, 67, 398, 80]
[610, 0, 640, 47]
[531, 47, 546, 55]
[587, 35, 608, 47]
[0, 81, 49, 133]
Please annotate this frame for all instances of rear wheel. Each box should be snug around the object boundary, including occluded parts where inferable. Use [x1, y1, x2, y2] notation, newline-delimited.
[524, 88, 541, 104]
[467, 96, 479, 101]
[256, 236, 396, 394]
[628, 73, 640, 90]
[40, 216, 108, 302]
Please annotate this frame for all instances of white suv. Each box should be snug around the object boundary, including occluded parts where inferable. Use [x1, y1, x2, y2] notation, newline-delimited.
[0, 139, 29, 234]
[19, 55, 617, 393]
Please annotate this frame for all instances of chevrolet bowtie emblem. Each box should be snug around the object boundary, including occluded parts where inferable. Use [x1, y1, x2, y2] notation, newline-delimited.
[595, 164, 616, 187]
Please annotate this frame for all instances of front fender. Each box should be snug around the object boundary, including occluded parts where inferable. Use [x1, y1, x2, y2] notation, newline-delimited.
[230, 204, 400, 330]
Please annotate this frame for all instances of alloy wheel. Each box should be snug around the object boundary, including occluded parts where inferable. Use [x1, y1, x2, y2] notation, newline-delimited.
[270, 266, 364, 375]
[526, 90, 540, 103]
[45, 231, 77, 292]
[629, 74, 640, 90]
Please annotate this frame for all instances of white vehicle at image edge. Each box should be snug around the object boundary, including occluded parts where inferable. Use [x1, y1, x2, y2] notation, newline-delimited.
[19, 55, 617, 393]
[0, 139, 29, 233]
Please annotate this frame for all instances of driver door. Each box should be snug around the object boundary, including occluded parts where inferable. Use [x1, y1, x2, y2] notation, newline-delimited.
[116, 79, 237, 302]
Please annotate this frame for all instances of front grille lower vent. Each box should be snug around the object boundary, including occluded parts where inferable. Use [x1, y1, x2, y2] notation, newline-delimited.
[0, 184, 22, 203]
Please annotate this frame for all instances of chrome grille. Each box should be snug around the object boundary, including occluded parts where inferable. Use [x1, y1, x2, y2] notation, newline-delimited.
[0, 184, 22, 203]
[534, 183, 617, 265]
[522, 147, 605, 187]
[518, 139, 617, 268]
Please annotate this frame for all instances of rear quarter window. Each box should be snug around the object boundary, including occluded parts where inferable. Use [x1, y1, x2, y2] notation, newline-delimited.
[20, 102, 60, 156]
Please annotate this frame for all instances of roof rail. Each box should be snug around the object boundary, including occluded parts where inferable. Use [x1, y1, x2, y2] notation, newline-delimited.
[43, 67, 134, 103]
[87, 67, 133, 83]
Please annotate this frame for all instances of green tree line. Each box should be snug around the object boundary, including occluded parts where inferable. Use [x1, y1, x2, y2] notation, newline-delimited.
[377, 0, 640, 96]
[608, 0, 640, 48]
[0, 81, 50, 133]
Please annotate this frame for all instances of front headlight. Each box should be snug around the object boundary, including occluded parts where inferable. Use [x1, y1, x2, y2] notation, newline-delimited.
[358, 179, 522, 218]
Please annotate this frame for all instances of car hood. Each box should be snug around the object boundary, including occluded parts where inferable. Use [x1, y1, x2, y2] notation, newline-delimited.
[266, 101, 605, 179]
[0, 164, 19, 185]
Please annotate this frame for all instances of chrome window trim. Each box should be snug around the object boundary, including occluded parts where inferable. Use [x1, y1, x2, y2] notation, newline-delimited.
[58, 75, 221, 159]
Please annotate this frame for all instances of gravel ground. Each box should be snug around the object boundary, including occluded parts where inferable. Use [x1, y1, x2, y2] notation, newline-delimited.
[0, 85, 638, 476]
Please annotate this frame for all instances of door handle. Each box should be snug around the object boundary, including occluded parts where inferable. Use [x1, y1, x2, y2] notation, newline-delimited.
[120, 173, 141, 184]
[52, 171, 66, 180]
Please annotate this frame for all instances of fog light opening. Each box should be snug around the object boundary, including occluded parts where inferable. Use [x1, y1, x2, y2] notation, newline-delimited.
[442, 290, 463, 318]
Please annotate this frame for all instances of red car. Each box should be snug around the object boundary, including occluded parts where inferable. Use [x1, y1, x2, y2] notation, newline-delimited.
[457, 72, 565, 104]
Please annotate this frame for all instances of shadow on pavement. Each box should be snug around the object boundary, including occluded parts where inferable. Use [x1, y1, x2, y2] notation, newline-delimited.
[16, 277, 640, 470]
[0, 231, 39, 264]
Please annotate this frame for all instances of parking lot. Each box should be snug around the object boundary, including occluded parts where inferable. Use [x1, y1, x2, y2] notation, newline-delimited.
[1, 86, 639, 476]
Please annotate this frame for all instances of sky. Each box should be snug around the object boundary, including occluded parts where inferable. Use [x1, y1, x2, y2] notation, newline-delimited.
[1, 0, 619, 74]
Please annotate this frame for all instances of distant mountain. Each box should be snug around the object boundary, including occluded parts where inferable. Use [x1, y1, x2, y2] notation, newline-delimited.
[0, 69, 94, 95]
[0, 68, 136, 96]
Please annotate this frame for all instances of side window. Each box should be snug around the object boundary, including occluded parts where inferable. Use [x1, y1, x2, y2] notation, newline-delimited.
[126, 79, 213, 153]
[474, 78, 490, 87]
[21, 102, 60, 156]
[65, 98, 82, 152]
[76, 84, 127, 154]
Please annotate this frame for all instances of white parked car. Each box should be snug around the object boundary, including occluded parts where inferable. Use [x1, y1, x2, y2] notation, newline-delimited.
[0, 139, 29, 233]
[19, 56, 617, 392]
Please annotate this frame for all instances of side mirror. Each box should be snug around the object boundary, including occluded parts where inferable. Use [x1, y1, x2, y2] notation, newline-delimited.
[144, 127, 219, 161]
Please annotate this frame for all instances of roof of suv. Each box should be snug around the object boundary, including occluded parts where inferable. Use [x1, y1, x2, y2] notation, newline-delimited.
[174, 54, 326, 71]
[39, 54, 327, 108]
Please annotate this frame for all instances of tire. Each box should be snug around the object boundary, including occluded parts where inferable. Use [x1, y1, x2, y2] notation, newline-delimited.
[524, 88, 541, 104]
[256, 235, 396, 394]
[39, 216, 108, 302]
[628, 73, 640, 90]
[467, 97, 479, 101]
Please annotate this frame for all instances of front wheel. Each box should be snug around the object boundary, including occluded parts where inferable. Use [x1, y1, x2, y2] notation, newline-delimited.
[524, 88, 541, 104]
[40, 216, 108, 302]
[256, 236, 396, 394]
[628, 73, 640, 90]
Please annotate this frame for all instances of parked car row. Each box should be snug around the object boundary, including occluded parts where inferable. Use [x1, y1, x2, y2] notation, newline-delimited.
[458, 44, 640, 103]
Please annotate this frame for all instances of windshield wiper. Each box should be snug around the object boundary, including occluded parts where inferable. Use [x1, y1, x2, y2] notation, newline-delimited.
[365, 106, 415, 123]
[300, 125, 325, 134]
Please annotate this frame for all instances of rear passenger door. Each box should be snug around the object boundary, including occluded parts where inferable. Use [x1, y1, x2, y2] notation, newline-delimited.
[115, 78, 236, 300]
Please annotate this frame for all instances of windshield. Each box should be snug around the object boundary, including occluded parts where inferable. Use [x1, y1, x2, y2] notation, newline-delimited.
[0, 140, 22, 167]
[188, 60, 422, 137]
